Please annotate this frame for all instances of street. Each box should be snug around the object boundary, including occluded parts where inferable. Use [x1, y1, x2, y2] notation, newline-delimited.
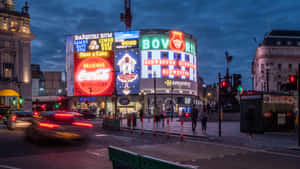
[0, 120, 299, 169]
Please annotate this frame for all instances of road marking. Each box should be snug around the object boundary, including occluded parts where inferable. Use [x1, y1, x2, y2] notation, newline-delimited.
[95, 134, 108, 137]
[0, 165, 22, 169]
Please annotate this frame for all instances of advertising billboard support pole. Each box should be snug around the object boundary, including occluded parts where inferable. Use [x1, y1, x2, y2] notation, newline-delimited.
[171, 84, 174, 121]
[154, 72, 157, 114]
[296, 64, 300, 146]
[218, 72, 222, 137]
[114, 71, 118, 118]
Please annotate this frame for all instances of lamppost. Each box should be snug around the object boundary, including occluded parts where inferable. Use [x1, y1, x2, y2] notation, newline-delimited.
[139, 90, 147, 116]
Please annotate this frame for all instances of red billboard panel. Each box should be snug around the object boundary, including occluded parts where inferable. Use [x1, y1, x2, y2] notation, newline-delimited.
[74, 51, 114, 96]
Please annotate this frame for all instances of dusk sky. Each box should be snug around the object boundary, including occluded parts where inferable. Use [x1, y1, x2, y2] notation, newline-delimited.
[16, 0, 300, 89]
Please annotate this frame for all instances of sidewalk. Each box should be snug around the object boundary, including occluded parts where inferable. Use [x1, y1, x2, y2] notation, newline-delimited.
[122, 117, 299, 150]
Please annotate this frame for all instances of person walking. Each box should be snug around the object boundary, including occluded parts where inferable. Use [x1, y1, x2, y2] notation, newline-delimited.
[246, 108, 255, 139]
[201, 112, 208, 135]
[191, 104, 198, 132]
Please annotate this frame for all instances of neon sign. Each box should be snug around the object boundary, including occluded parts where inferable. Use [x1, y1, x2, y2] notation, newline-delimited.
[74, 39, 88, 52]
[169, 31, 185, 51]
[162, 69, 190, 77]
[140, 31, 196, 55]
[74, 55, 114, 96]
[98, 37, 114, 51]
[140, 36, 169, 50]
[143, 59, 195, 69]
[78, 51, 109, 58]
[74, 32, 113, 40]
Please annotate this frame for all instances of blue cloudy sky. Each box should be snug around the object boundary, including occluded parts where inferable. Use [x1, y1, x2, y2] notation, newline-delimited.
[16, 0, 300, 89]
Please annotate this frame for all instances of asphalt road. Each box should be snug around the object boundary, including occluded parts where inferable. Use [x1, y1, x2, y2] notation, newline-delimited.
[0, 125, 299, 169]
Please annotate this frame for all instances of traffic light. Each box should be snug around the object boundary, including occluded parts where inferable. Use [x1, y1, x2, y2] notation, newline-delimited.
[55, 103, 59, 109]
[233, 74, 242, 93]
[289, 75, 296, 83]
[41, 104, 46, 110]
[221, 80, 228, 88]
[57, 96, 63, 102]
[77, 104, 81, 108]
[289, 75, 297, 90]
[281, 75, 297, 91]
[12, 97, 17, 105]
[18, 97, 24, 105]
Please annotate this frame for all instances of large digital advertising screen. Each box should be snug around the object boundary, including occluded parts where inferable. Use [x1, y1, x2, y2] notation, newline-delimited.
[73, 32, 115, 96]
[114, 31, 139, 49]
[115, 49, 139, 95]
[139, 30, 197, 95]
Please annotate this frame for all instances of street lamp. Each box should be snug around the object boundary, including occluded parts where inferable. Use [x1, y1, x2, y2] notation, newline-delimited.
[139, 90, 147, 116]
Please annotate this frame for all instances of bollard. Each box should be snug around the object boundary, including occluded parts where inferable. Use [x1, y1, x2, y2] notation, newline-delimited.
[153, 118, 156, 136]
[180, 120, 184, 141]
[120, 116, 123, 131]
[166, 119, 170, 137]
[141, 117, 144, 135]
[130, 116, 133, 133]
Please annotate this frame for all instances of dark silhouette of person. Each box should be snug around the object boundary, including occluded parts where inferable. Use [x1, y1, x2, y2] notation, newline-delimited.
[201, 112, 208, 134]
[246, 107, 255, 139]
[191, 104, 198, 131]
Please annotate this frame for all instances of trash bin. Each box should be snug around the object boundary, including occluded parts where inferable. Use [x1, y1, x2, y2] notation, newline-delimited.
[127, 113, 137, 127]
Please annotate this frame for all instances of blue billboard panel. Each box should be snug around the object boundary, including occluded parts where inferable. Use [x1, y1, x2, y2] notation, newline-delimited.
[114, 31, 139, 49]
[115, 49, 140, 95]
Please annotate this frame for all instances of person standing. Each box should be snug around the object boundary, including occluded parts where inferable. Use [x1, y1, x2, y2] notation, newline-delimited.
[201, 112, 208, 134]
[191, 104, 198, 132]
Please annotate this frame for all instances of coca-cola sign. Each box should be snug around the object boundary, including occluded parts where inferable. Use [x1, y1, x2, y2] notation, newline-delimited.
[74, 52, 114, 96]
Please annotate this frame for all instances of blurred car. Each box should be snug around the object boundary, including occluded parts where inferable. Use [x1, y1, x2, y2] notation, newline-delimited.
[79, 110, 97, 119]
[7, 111, 33, 130]
[0, 105, 9, 121]
[25, 111, 93, 142]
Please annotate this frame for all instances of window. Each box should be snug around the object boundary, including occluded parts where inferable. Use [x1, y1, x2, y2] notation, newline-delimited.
[287, 41, 292, 46]
[2, 63, 14, 79]
[289, 64, 292, 69]
[278, 64, 281, 70]
[261, 64, 264, 70]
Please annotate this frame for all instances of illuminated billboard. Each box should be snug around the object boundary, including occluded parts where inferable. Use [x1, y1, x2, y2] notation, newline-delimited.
[114, 31, 139, 49]
[115, 49, 139, 95]
[139, 30, 197, 95]
[74, 32, 114, 53]
[74, 51, 115, 96]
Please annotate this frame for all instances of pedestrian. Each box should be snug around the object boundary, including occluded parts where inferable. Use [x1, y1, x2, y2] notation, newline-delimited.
[139, 108, 144, 120]
[161, 112, 165, 128]
[154, 107, 160, 128]
[201, 112, 208, 134]
[246, 108, 255, 139]
[191, 104, 198, 132]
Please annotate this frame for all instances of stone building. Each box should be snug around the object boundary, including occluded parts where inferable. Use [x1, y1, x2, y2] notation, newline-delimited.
[0, 1, 34, 111]
[252, 30, 300, 93]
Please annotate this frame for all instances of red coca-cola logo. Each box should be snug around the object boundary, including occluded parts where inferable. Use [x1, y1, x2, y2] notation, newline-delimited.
[75, 57, 114, 96]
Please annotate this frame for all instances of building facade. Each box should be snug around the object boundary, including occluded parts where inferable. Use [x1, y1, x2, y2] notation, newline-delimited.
[0, 1, 34, 111]
[252, 30, 300, 93]
[66, 30, 198, 116]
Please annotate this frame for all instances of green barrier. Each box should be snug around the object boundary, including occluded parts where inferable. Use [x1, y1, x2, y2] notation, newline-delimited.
[103, 118, 120, 130]
[140, 155, 191, 169]
[108, 146, 192, 169]
[108, 146, 140, 169]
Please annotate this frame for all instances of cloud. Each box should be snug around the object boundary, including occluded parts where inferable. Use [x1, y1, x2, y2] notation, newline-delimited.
[17, 0, 300, 89]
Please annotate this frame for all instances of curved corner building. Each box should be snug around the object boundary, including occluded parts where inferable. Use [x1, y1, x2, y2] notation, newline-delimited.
[66, 29, 198, 115]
